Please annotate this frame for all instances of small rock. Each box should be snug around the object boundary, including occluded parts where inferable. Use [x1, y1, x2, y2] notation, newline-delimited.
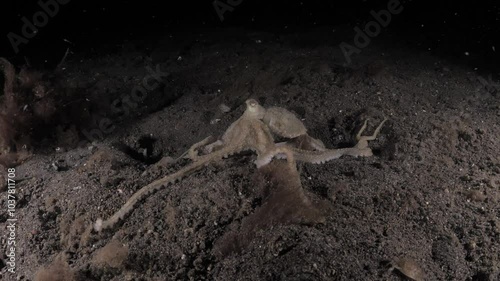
[390, 258, 425, 281]
[51, 162, 60, 171]
[219, 103, 231, 113]
[465, 240, 476, 251]
[55, 147, 65, 153]
[488, 178, 498, 188]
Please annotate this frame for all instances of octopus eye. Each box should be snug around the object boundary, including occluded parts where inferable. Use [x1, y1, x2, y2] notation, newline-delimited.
[246, 99, 257, 107]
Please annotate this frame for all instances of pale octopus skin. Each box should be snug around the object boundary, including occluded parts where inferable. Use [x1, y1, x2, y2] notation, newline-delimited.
[262, 106, 326, 151]
[93, 99, 386, 233]
[202, 102, 326, 154]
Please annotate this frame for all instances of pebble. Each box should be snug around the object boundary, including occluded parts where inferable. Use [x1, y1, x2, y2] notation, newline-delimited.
[391, 258, 424, 281]
[219, 103, 231, 113]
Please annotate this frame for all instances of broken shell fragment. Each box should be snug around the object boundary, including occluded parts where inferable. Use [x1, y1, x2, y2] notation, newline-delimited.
[390, 257, 425, 281]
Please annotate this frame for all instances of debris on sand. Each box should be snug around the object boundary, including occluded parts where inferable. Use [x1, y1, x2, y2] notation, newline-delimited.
[389, 257, 425, 281]
[34, 255, 76, 281]
[213, 160, 326, 257]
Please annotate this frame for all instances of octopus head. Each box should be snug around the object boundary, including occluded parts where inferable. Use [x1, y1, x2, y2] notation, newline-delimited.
[245, 99, 266, 119]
